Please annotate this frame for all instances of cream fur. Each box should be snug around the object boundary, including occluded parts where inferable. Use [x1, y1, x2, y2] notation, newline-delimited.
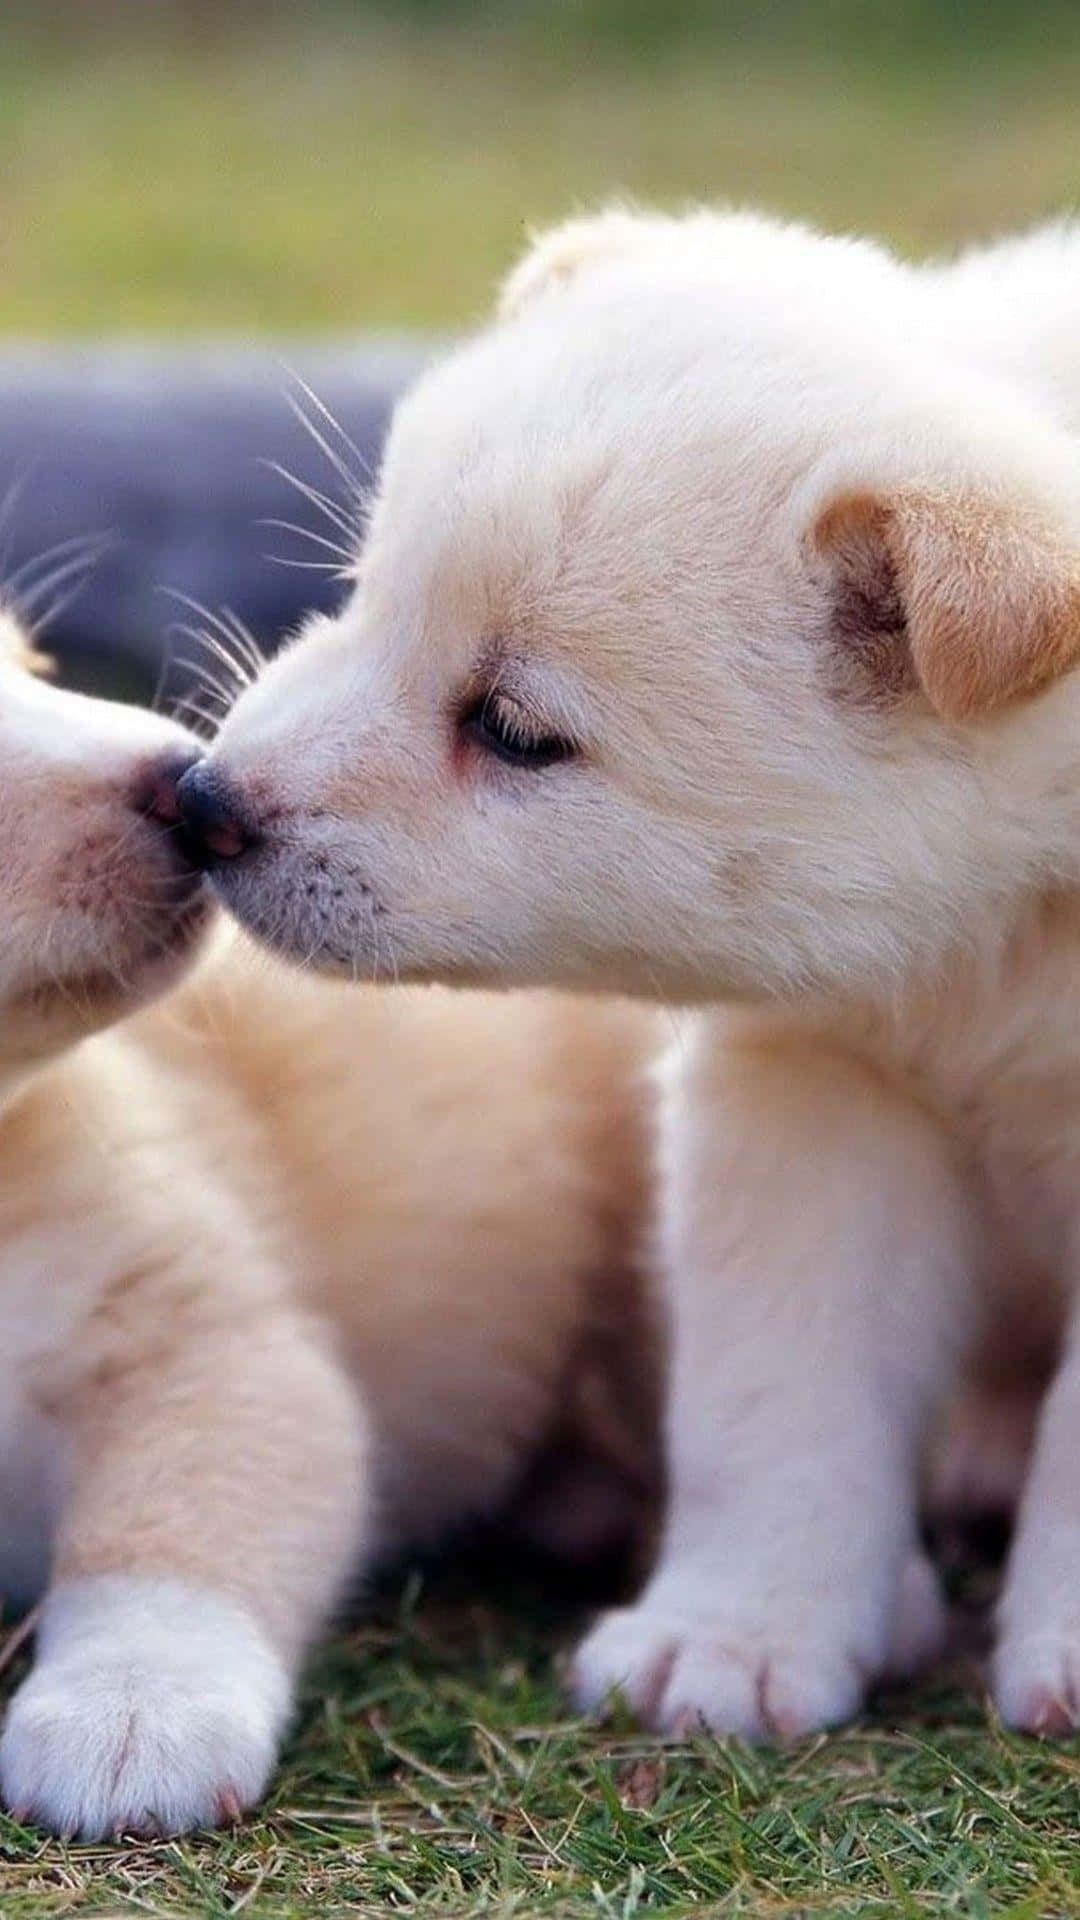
[197, 207, 1080, 1741]
[0, 625, 661, 1833]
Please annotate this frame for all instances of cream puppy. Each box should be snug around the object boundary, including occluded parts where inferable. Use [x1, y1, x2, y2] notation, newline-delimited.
[0, 615, 660, 1835]
[182, 209, 1080, 1741]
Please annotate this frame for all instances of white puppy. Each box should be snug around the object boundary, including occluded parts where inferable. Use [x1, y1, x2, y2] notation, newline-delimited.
[183, 209, 1080, 1739]
[0, 614, 661, 1835]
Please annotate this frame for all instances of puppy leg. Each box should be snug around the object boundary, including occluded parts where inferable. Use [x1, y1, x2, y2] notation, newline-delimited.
[883, 1546, 950, 1682]
[924, 1298, 1055, 1549]
[0, 1302, 367, 1838]
[993, 1295, 1080, 1733]
[573, 1017, 975, 1739]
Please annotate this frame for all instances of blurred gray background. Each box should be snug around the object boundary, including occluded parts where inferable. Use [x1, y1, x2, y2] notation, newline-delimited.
[3, 0, 1079, 708]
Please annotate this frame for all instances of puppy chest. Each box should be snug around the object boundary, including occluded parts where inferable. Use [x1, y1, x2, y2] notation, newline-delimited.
[905, 1043, 1080, 1287]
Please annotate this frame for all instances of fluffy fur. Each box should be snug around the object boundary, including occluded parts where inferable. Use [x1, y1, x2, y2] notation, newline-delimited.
[0, 620, 661, 1834]
[191, 207, 1080, 1741]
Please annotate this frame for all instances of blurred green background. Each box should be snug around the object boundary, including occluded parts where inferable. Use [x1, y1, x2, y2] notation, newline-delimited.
[2, 0, 1079, 336]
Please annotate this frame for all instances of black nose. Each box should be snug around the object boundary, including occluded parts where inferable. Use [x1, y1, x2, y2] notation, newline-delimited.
[175, 761, 256, 865]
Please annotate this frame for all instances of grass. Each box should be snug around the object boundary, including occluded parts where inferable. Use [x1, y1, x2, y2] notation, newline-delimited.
[3, 1570, 1080, 1920]
[0, 14, 1079, 335]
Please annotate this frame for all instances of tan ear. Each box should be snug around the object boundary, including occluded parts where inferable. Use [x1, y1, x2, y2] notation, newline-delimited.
[497, 208, 647, 322]
[811, 487, 1080, 721]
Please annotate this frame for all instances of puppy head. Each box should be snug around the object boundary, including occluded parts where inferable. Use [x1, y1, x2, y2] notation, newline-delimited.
[0, 612, 213, 1073]
[194, 211, 1080, 1003]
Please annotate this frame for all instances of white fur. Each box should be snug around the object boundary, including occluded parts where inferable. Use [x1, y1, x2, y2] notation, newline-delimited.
[576, 1017, 970, 1736]
[200, 209, 1080, 1738]
[0, 634, 211, 1049]
[0, 613, 659, 1829]
[0, 1577, 288, 1838]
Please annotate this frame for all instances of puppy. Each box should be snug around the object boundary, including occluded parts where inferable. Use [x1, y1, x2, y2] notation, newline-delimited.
[181, 208, 1080, 1741]
[0, 613, 661, 1836]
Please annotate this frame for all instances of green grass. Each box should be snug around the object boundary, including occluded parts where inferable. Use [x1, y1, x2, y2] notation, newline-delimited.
[0, 14, 1079, 335]
[3, 1574, 1080, 1920]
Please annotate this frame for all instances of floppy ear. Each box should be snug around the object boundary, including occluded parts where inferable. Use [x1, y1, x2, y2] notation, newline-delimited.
[810, 486, 1080, 721]
[497, 208, 648, 322]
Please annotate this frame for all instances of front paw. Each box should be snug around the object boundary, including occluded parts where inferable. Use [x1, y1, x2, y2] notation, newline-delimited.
[573, 1602, 868, 1740]
[993, 1628, 1080, 1736]
[0, 1576, 290, 1838]
[570, 1548, 922, 1741]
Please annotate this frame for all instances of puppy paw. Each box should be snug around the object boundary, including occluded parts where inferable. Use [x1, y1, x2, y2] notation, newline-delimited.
[573, 1600, 869, 1740]
[993, 1631, 1080, 1736]
[0, 1576, 290, 1838]
[570, 1556, 895, 1742]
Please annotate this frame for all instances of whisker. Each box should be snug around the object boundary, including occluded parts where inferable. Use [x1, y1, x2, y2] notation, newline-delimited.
[260, 460, 359, 542]
[258, 518, 355, 564]
[284, 368, 373, 487]
[169, 692, 225, 740]
[29, 575, 107, 642]
[156, 649, 235, 726]
[0, 478, 28, 579]
[7, 532, 114, 636]
[6, 531, 110, 602]
[215, 606, 266, 678]
[160, 590, 257, 689]
[169, 655, 236, 711]
[199, 631, 255, 691]
[97, 802, 205, 874]
[284, 391, 369, 503]
[263, 554, 352, 576]
[151, 626, 177, 717]
[166, 625, 239, 687]
[167, 630, 242, 693]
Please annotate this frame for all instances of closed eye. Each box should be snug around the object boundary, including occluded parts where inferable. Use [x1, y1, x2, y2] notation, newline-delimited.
[459, 689, 578, 770]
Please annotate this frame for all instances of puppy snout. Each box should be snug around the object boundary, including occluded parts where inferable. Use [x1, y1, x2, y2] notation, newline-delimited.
[132, 749, 203, 829]
[175, 761, 257, 865]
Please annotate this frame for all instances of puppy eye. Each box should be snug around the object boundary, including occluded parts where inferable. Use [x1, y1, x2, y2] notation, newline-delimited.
[459, 690, 577, 770]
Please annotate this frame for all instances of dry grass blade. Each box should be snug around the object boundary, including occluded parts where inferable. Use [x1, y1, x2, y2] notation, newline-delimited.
[0, 1604, 40, 1677]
